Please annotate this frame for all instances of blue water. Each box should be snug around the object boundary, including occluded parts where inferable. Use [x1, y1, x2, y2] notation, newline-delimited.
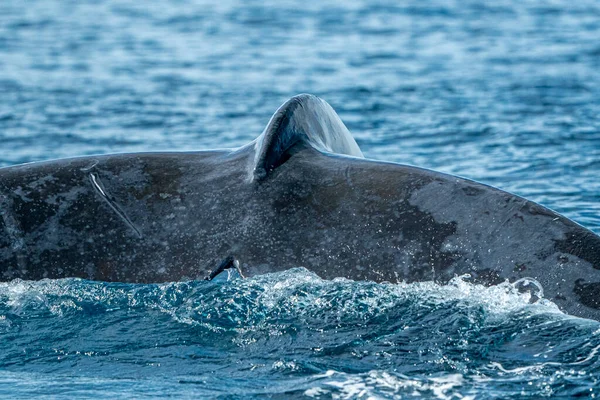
[1, 0, 600, 398]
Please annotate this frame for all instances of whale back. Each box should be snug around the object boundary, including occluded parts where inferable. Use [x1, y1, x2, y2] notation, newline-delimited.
[1, 94, 600, 320]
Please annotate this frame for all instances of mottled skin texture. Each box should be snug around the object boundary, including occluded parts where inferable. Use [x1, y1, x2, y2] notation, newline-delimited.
[1, 94, 600, 320]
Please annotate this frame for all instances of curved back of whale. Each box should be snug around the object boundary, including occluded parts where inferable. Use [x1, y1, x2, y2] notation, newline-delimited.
[252, 94, 363, 180]
[1, 94, 600, 321]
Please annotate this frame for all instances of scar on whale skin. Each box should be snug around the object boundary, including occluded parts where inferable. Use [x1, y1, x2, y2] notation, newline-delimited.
[89, 172, 142, 239]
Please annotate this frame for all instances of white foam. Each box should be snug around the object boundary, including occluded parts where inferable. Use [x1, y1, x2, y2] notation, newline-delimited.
[304, 370, 475, 400]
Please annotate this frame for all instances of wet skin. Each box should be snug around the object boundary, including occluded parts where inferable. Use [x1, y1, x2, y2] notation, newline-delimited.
[1, 95, 599, 320]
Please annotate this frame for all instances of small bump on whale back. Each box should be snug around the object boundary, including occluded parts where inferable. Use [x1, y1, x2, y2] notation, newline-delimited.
[252, 94, 363, 181]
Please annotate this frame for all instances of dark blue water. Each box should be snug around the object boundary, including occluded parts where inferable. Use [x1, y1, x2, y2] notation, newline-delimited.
[1, 0, 600, 398]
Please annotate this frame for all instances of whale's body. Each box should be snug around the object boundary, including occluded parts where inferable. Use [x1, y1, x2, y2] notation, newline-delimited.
[1, 94, 600, 320]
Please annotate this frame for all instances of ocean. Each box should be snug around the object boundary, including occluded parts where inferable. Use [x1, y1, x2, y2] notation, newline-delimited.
[1, 0, 600, 398]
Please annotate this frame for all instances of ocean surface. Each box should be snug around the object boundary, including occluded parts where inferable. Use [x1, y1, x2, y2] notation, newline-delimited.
[1, 0, 600, 398]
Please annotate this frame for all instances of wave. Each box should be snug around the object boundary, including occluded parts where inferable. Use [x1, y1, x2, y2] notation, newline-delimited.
[1, 269, 599, 398]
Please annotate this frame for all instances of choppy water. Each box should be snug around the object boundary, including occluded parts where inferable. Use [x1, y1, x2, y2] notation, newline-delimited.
[1, 0, 600, 398]
[1, 270, 600, 398]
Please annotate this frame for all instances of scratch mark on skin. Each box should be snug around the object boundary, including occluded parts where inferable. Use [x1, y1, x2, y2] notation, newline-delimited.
[80, 160, 99, 172]
[344, 166, 355, 189]
[89, 172, 143, 239]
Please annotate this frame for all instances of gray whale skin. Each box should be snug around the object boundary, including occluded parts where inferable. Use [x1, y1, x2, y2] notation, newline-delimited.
[1, 94, 600, 320]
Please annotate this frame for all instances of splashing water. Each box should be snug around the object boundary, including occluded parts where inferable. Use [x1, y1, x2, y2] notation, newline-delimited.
[1, 269, 599, 398]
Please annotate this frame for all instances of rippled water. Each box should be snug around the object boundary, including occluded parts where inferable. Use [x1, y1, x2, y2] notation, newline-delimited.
[1, 0, 600, 398]
[1, 270, 600, 398]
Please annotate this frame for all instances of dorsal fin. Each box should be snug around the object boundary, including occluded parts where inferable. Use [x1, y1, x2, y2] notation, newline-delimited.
[253, 94, 363, 181]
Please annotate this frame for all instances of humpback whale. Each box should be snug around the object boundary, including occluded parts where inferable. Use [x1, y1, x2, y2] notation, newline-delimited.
[1, 94, 600, 320]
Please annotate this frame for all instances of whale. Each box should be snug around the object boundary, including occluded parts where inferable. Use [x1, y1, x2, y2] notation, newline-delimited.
[1, 94, 600, 320]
